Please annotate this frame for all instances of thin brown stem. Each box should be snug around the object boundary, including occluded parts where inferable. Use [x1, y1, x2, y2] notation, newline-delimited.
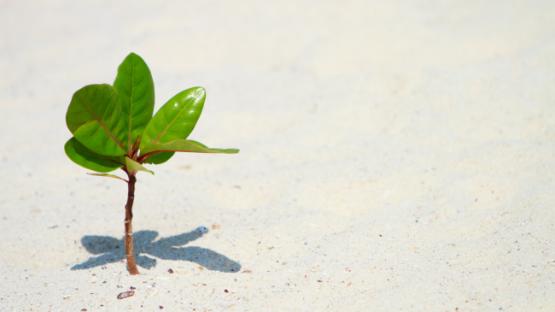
[124, 173, 139, 275]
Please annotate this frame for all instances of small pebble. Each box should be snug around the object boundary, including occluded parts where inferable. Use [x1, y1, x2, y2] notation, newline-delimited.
[117, 290, 135, 300]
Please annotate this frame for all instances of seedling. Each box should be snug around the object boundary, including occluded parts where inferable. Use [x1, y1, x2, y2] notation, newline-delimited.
[64, 52, 238, 275]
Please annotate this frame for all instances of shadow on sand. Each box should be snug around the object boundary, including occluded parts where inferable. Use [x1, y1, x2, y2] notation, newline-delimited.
[71, 227, 241, 273]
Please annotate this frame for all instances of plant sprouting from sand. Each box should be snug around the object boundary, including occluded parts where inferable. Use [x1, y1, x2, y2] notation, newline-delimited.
[64, 52, 238, 275]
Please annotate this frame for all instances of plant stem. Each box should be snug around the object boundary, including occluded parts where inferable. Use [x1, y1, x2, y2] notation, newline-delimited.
[124, 173, 139, 275]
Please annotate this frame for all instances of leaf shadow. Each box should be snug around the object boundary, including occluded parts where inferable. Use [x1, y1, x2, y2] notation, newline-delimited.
[71, 227, 241, 273]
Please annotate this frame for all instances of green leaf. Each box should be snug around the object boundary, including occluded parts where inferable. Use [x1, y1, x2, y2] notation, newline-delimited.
[142, 139, 239, 156]
[113, 52, 155, 152]
[64, 138, 122, 173]
[144, 152, 174, 165]
[140, 87, 205, 156]
[125, 157, 154, 175]
[66, 84, 128, 156]
[73, 121, 126, 157]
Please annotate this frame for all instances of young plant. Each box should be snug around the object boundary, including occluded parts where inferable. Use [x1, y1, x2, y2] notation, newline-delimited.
[64, 52, 238, 275]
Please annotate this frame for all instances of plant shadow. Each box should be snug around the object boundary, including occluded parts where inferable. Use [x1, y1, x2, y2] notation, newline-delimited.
[71, 227, 241, 273]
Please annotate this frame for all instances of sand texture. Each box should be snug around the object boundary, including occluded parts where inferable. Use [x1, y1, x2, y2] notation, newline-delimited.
[1, 1, 555, 311]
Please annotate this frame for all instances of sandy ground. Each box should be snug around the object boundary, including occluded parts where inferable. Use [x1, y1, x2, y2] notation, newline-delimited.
[1, 1, 555, 311]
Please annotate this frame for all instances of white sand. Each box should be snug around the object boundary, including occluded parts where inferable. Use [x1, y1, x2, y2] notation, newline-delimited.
[1, 1, 555, 311]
